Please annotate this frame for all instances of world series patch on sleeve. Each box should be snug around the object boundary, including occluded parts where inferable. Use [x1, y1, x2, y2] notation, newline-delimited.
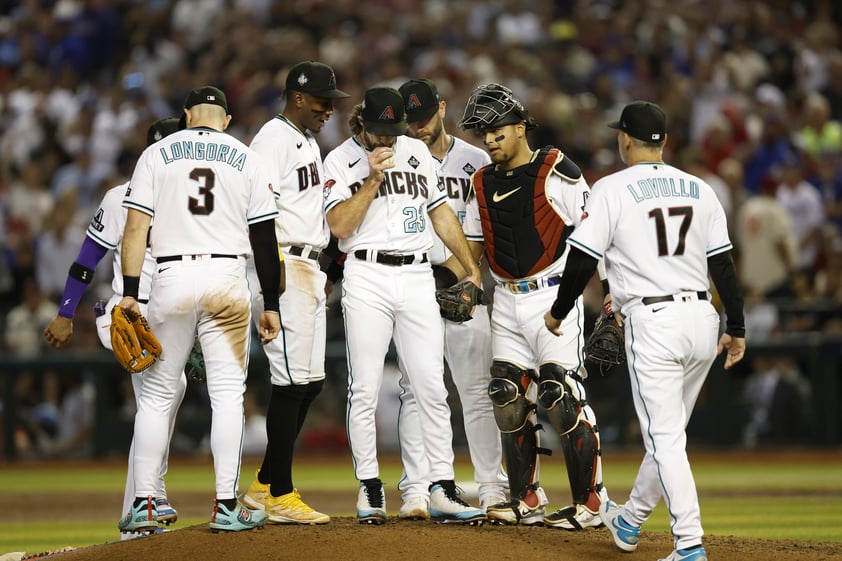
[110, 305, 162, 373]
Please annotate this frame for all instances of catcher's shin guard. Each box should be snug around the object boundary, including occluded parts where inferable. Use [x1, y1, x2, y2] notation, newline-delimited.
[537, 363, 583, 436]
[488, 361, 545, 500]
[560, 419, 602, 505]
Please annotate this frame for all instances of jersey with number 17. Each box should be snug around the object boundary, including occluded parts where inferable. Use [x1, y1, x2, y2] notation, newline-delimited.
[123, 127, 279, 257]
[568, 161, 731, 311]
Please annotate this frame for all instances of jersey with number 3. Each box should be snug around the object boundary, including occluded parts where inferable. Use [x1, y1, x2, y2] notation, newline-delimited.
[123, 127, 279, 257]
[323, 135, 446, 254]
[568, 161, 732, 311]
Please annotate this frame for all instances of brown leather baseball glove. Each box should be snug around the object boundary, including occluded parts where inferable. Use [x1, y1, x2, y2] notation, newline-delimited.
[110, 305, 162, 374]
[585, 310, 626, 375]
[435, 280, 483, 323]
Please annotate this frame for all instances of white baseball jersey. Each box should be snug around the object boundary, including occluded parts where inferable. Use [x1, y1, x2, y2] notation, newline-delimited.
[323, 135, 447, 253]
[86, 182, 156, 300]
[124, 127, 279, 255]
[568, 161, 732, 313]
[250, 115, 330, 249]
[428, 137, 491, 264]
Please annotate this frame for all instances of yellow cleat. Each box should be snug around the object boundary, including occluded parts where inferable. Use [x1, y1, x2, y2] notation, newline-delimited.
[265, 489, 330, 525]
[240, 472, 271, 510]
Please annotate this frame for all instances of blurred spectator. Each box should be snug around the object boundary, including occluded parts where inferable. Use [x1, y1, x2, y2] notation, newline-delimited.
[743, 109, 798, 195]
[742, 356, 813, 448]
[4, 275, 57, 357]
[775, 152, 826, 272]
[717, 158, 750, 244]
[797, 92, 842, 160]
[805, 149, 842, 235]
[34, 192, 85, 301]
[736, 183, 797, 298]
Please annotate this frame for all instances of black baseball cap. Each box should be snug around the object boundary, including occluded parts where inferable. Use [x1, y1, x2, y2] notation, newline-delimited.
[361, 87, 407, 136]
[608, 101, 666, 142]
[146, 117, 181, 146]
[285, 61, 350, 99]
[183, 86, 229, 113]
[399, 79, 441, 123]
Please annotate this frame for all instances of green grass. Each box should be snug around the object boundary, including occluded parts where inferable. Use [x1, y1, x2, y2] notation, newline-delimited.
[1, 452, 841, 554]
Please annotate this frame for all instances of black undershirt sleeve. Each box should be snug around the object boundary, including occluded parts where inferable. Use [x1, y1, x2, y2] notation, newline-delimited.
[550, 246, 599, 319]
[249, 219, 281, 313]
[708, 250, 745, 338]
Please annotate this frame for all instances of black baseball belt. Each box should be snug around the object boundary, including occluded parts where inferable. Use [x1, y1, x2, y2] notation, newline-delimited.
[156, 254, 238, 264]
[353, 250, 428, 267]
[286, 245, 322, 261]
[641, 291, 708, 305]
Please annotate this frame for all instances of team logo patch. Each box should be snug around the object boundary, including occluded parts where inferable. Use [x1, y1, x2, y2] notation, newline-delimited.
[297, 72, 308, 87]
[378, 106, 395, 121]
[90, 209, 105, 232]
[581, 211, 589, 220]
[408, 155, 420, 169]
[323, 179, 335, 198]
[462, 163, 476, 175]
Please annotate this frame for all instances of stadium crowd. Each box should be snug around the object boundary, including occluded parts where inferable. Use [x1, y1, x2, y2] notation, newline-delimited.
[1, 0, 840, 458]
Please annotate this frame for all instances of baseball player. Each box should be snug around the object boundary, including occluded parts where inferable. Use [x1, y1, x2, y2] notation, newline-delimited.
[394, 78, 507, 520]
[240, 60, 350, 525]
[545, 101, 746, 561]
[445, 83, 609, 529]
[323, 86, 486, 525]
[117, 86, 281, 533]
[43, 117, 184, 539]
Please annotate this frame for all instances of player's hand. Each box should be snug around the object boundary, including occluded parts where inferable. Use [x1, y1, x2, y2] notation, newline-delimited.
[717, 333, 746, 370]
[258, 310, 281, 345]
[116, 296, 141, 318]
[369, 146, 395, 174]
[44, 316, 73, 348]
[544, 311, 563, 336]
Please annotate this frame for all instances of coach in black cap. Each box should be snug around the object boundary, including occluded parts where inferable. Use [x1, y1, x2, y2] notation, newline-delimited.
[181, 85, 230, 129]
[608, 101, 666, 143]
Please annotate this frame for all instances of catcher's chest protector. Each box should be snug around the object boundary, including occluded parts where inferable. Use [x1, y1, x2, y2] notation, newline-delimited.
[474, 147, 572, 279]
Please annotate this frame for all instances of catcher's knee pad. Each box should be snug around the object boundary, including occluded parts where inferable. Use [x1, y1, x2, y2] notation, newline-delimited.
[488, 361, 537, 433]
[537, 363, 583, 436]
[560, 419, 602, 505]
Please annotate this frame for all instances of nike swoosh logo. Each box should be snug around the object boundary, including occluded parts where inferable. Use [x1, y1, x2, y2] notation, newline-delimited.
[652, 306, 666, 313]
[492, 186, 522, 202]
[296, 142, 303, 149]
[348, 158, 361, 168]
[158, 267, 171, 273]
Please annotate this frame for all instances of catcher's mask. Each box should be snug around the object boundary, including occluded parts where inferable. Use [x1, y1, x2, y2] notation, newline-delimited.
[458, 83, 536, 134]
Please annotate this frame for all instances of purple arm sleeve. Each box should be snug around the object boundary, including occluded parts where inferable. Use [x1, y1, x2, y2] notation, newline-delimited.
[57, 236, 110, 318]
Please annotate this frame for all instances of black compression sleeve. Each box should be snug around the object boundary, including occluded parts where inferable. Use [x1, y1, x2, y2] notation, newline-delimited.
[550, 247, 599, 319]
[708, 251, 745, 338]
[249, 219, 281, 312]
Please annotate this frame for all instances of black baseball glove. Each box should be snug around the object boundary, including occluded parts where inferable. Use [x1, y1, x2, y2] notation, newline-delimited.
[585, 310, 626, 375]
[435, 280, 483, 323]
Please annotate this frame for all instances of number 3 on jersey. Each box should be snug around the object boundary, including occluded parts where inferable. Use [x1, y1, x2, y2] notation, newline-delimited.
[188, 168, 215, 215]
[649, 206, 692, 256]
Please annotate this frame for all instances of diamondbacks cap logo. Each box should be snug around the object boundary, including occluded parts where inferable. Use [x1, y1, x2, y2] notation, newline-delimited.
[297, 73, 308, 86]
[379, 106, 395, 121]
[406, 93, 422, 110]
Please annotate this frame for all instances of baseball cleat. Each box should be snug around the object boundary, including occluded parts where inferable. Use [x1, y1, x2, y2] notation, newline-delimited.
[118, 496, 158, 534]
[600, 500, 640, 552]
[544, 503, 604, 530]
[241, 471, 270, 510]
[357, 478, 387, 525]
[428, 480, 487, 525]
[659, 546, 708, 561]
[154, 497, 178, 525]
[485, 499, 546, 526]
[265, 489, 330, 524]
[399, 496, 429, 520]
[209, 500, 268, 532]
[480, 494, 508, 513]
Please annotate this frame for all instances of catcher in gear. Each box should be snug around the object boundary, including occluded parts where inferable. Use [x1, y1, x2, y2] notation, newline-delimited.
[441, 83, 612, 529]
[436, 280, 484, 323]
